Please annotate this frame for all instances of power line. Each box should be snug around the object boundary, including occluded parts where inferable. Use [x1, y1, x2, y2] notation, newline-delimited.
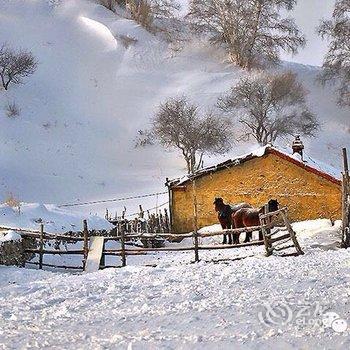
[125, 201, 169, 218]
[58, 191, 168, 208]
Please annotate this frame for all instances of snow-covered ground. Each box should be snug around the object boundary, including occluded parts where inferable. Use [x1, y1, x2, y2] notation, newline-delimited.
[1, 219, 350, 349]
[0, 0, 349, 218]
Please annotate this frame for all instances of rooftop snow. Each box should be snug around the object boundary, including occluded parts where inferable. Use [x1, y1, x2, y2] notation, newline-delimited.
[168, 145, 341, 187]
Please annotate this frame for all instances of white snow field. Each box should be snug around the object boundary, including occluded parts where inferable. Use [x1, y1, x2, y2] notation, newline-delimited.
[1, 220, 350, 349]
[0, 0, 349, 218]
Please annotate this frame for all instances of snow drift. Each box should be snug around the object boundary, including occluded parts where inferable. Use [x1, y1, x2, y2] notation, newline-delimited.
[0, 202, 112, 233]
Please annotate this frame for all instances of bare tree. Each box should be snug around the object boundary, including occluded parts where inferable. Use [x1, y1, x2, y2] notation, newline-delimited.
[217, 71, 319, 145]
[318, 0, 350, 107]
[125, 0, 185, 44]
[99, 0, 117, 11]
[99, 0, 127, 11]
[0, 44, 38, 90]
[136, 96, 233, 173]
[126, 0, 154, 31]
[5, 101, 21, 118]
[150, 0, 181, 20]
[187, 0, 305, 70]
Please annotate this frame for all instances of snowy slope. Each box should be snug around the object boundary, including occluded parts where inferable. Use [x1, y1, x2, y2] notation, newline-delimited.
[1, 219, 350, 348]
[0, 0, 349, 217]
[0, 202, 112, 233]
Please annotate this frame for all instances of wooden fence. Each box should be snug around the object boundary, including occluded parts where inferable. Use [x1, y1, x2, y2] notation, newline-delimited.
[106, 205, 170, 235]
[0, 207, 303, 271]
[0, 225, 87, 270]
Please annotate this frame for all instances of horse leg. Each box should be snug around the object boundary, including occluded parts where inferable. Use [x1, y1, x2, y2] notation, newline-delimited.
[233, 226, 239, 244]
[234, 233, 240, 244]
[241, 217, 251, 243]
[233, 214, 241, 244]
[228, 232, 233, 245]
[258, 230, 263, 241]
[222, 224, 227, 244]
[219, 217, 227, 244]
[227, 221, 233, 245]
[244, 231, 252, 243]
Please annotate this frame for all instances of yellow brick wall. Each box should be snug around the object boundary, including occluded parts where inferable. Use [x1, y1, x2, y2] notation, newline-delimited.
[171, 153, 342, 233]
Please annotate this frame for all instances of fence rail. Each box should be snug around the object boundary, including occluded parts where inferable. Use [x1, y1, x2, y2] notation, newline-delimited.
[12, 223, 268, 270]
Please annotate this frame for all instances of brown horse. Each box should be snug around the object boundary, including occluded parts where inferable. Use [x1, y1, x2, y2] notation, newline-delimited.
[214, 198, 252, 244]
[233, 199, 279, 242]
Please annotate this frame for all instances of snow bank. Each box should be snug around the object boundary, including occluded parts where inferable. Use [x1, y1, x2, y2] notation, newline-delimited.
[0, 218, 349, 348]
[0, 230, 21, 244]
[0, 202, 113, 233]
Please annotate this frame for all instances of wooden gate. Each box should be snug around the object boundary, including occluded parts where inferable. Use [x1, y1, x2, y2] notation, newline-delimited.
[259, 207, 304, 257]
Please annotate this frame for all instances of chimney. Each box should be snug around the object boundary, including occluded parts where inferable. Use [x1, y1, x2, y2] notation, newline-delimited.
[292, 135, 304, 160]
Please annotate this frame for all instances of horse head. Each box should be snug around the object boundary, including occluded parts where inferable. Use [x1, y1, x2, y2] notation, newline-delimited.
[267, 199, 279, 212]
[258, 199, 279, 214]
[213, 197, 225, 212]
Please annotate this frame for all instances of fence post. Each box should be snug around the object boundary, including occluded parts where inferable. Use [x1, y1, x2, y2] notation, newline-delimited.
[100, 240, 106, 268]
[192, 178, 200, 262]
[120, 223, 127, 267]
[83, 220, 89, 270]
[342, 148, 350, 248]
[39, 223, 44, 269]
[343, 148, 349, 174]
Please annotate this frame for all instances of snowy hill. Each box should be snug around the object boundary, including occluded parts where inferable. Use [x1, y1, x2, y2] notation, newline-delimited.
[0, 0, 349, 216]
[0, 202, 112, 233]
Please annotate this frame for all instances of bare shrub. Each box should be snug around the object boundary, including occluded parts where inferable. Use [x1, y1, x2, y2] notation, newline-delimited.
[127, 0, 154, 31]
[318, 0, 350, 107]
[0, 44, 38, 90]
[5, 101, 20, 118]
[217, 71, 320, 145]
[3, 193, 21, 214]
[99, 0, 128, 11]
[187, 0, 305, 70]
[125, 0, 185, 44]
[99, 0, 118, 11]
[136, 96, 233, 174]
[118, 34, 138, 48]
[42, 122, 52, 130]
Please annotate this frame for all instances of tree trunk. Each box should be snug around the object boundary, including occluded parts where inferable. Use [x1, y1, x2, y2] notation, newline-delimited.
[246, 0, 263, 70]
[190, 151, 196, 174]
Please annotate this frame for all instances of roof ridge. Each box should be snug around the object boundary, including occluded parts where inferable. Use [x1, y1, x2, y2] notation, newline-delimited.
[167, 145, 341, 187]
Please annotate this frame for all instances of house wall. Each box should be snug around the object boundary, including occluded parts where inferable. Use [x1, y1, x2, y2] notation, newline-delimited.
[171, 153, 342, 233]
